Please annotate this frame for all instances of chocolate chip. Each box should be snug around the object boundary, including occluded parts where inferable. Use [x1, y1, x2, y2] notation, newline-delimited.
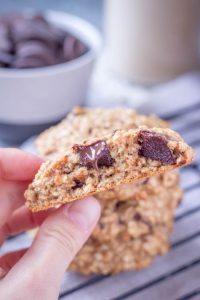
[99, 223, 105, 229]
[0, 25, 8, 36]
[0, 14, 24, 27]
[0, 37, 12, 53]
[73, 140, 114, 170]
[0, 13, 88, 70]
[72, 179, 85, 189]
[63, 169, 71, 175]
[16, 41, 56, 65]
[63, 35, 76, 60]
[133, 212, 151, 228]
[0, 52, 14, 65]
[142, 178, 149, 185]
[49, 26, 66, 44]
[119, 219, 125, 225]
[74, 39, 88, 57]
[138, 130, 176, 165]
[11, 20, 55, 45]
[133, 212, 142, 221]
[63, 35, 87, 61]
[0, 25, 13, 53]
[115, 201, 125, 209]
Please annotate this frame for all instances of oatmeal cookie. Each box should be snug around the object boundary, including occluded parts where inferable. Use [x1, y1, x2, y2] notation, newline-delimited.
[25, 127, 193, 211]
[27, 171, 182, 274]
[36, 106, 168, 159]
[70, 226, 171, 274]
[35, 106, 176, 203]
[70, 173, 181, 274]
[27, 106, 185, 274]
[97, 171, 181, 204]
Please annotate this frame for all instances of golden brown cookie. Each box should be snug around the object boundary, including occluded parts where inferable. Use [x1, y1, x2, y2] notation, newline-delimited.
[25, 127, 193, 211]
[27, 106, 186, 274]
[36, 106, 168, 159]
[70, 172, 182, 274]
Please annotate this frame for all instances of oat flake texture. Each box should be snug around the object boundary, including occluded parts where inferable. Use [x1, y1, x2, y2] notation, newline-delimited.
[25, 107, 194, 274]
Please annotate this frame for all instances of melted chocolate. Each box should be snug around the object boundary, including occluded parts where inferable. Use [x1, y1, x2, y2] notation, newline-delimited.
[73, 140, 114, 170]
[138, 130, 176, 165]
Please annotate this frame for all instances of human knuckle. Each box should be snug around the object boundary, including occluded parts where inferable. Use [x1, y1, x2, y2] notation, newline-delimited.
[43, 225, 77, 255]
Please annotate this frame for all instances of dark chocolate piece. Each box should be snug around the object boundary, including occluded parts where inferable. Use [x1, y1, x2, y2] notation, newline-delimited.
[0, 52, 13, 65]
[0, 25, 13, 53]
[133, 212, 142, 221]
[115, 201, 125, 209]
[138, 130, 175, 165]
[0, 13, 88, 70]
[0, 25, 9, 37]
[72, 179, 85, 189]
[0, 37, 12, 53]
[133, 212, 151, 229]
[63, 35, 76, 60]
[11, 20, 57, 45]
[74, 39, 87, 57]
[63, 35, 87, 61]
[16, 41, 56, 65]
[49, 26, 66, 44]
[73, 140, 114, 170]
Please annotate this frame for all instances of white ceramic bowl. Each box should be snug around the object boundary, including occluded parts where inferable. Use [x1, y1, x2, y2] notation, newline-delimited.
[0, 10, 102, 125]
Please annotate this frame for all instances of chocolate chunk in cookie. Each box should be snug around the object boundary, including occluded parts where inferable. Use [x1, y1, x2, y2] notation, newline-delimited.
[72, 179, 85, 189]
[0, 52, 13, 65]
[138, 130, 175, 165]
[73, 140, 114, 170]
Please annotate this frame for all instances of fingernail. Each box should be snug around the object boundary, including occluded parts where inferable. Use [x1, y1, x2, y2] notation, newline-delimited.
[63, 197, 101, 232]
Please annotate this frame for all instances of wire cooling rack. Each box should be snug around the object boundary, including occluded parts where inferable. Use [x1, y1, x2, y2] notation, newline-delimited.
[2, 101, 200, 300]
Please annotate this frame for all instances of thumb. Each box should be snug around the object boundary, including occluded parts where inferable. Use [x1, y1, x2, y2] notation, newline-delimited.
[4, 197, 100, 299]
[32, 196, 101, 271]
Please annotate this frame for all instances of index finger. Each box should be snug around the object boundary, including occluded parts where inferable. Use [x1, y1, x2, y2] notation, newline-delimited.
[0, 148, 43, 181]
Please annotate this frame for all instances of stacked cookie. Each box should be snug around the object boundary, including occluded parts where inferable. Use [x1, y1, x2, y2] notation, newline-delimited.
[35, 107, 183, 274]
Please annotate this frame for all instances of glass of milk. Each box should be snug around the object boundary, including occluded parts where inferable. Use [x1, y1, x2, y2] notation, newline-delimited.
[104, 0, 200, 84]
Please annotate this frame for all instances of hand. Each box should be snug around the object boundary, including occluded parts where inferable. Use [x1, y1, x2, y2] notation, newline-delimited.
[0, 149, 101, 300]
